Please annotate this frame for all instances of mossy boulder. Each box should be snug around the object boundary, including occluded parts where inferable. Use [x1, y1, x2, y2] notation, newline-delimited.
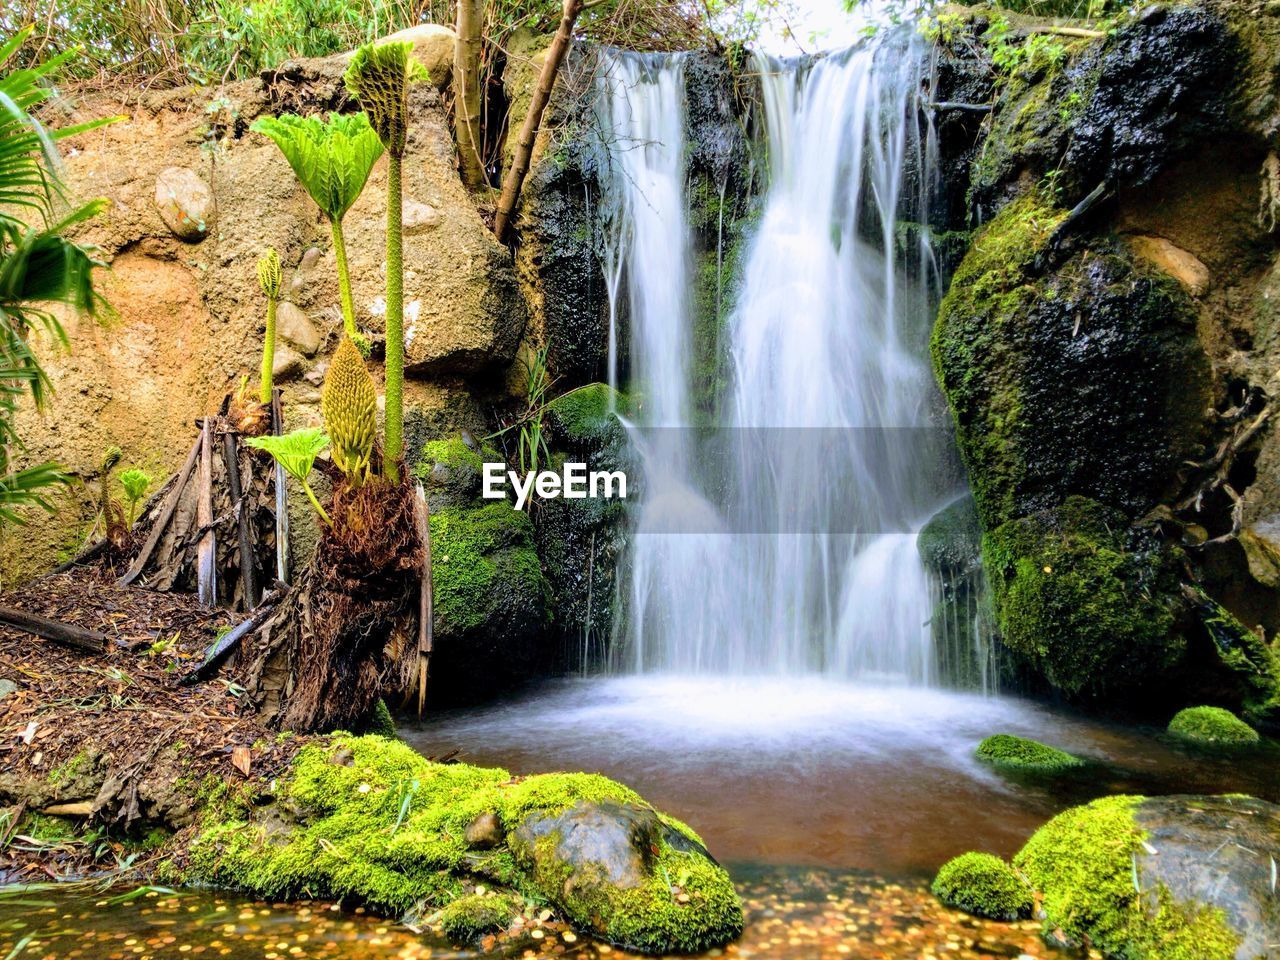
[982, 497, 1183, 699]
[976, 734, 1084, 772]
[919, 497, 993, 689]
[1168, 707, 1260, 746]
[932, 193, 1209, 532]
[546, 383, 628, 450]
[186, 735, 742, 954]
[428, 502, 550, 698]
[932, 852, 1032, 920]
[918, 496, 982, 576]
[511, 799, 742, 953]
[438, 892, 520, 943]
[1013, 794, 1280, 959]
[958, 5, 1238, 217]
[417, 435, 500, 510]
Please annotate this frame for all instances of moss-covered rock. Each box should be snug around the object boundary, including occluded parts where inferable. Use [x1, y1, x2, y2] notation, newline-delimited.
[1012, 795, 1278, 959]
[982, 497, 1183, 699]
[428, 502, 550, 697]
[931, 852, 1032, 920]
[919, 497, 995, 689]
[546, 383, 628, 449]
[186, 735, 742, 954]
[438, 892, 520, 943]
[1168, 706, 1260, 746]
[976, 733, 1084, 771]
[933, 194, 1209, 532]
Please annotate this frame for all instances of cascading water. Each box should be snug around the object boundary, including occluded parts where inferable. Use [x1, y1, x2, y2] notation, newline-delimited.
[599, 36, 962, 684]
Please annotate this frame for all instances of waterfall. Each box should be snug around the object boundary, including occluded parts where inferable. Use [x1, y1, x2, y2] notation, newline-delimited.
[599, 38, 958, 683]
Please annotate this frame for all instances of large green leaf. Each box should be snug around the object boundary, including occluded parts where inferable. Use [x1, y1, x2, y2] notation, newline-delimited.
[251, 112, 384, 223]
[245, 427, 330, 483]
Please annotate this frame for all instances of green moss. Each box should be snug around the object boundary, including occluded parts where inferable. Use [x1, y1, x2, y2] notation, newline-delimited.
[982, 497, 1181, 698]
[932, 852, 1032, 920]
[918, 497, 982, 574]
[1167, 706, 1260, 746]
[522, 825, 742, 954]
[48, 749, 93, 787]
[438, 893, 519, 942]
[186, 736, 740, 953]
[16, 812, 77, 843]
[418, 436, 485, 476]
[429, 503, 548, 636]
[1188, 587, 1280, 725]
[932, 194, 1065, 529]
[976, 734, 1084, 771]
[546, 383, 626, 445]
[358, 699, 397, 739]
[1014, 796, 1240, 960]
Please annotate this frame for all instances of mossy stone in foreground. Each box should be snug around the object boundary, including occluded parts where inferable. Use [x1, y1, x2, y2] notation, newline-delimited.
[976, 734, 1084, 771]
[1168, 707, 1260, 746]
[932, 852, 1031, 920]
[185, 735, 742, 954]
[1014, 796, 1243, 960]
[438, 893, 519, 943]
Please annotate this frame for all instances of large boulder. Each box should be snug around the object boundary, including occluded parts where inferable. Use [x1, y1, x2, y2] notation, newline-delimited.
[184, 734, 744, 955]
[511, 799, 741, 952]
[1013, 795, 1280, 960]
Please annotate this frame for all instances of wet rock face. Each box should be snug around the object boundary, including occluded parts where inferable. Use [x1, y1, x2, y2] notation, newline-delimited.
[1061, 5, 1237, 197]
[515, 800, 670, 889]
[1134, 796, 1280, 959]
[939, 4, 1240, 219]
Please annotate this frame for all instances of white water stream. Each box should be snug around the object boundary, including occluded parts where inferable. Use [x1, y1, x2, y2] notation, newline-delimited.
[598, 39, 951, 681]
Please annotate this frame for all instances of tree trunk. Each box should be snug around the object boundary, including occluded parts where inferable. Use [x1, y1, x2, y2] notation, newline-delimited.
[493, 0, 584, 242]
[453, 0, 486, 190]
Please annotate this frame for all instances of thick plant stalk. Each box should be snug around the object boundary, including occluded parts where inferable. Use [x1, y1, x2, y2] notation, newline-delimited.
[257, 249, 283, 404]
[453, 0, 486, 189]
[259, 298, 277, 405]
[330, 219, 361, 346]
[493, 0, 586, 242]
[384, 155, 405, 481]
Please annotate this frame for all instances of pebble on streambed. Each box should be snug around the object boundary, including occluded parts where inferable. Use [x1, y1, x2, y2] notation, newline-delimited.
[0, 871, 1069, 960]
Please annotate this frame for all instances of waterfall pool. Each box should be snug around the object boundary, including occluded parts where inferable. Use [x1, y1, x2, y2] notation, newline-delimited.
[401, 676, 1280, 873]
[9, 679, 1271, 960]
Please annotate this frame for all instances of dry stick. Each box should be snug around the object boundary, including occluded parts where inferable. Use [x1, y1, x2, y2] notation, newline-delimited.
[0, 606, 106, 655]
[222, 429, 258, 611]
[493, 0, 590, 242]
[415, 483, 434, 716]
[196, 420, 217, 607]
[271, 389, 290, 585]
[118, 434, 201, 586]
[179, 583, 287, 686]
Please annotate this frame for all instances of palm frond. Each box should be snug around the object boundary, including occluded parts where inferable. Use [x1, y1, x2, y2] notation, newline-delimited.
[0, 460, 71, 526]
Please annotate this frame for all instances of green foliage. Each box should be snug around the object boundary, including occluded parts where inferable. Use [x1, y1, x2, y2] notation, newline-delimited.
[438, 893, 519, 943]
[118, 468, 152, 525]
[344, 42, 423, 481]
[1167, 707, 1260, 746]
[251, 114, 381, 350]
[246, 428, 332, 525]
[516, 344, 553, 480]
[3, 0, 433, 84]
[985, 16, 1070, 80]
[976, 734, 1084, 771]
[0, 29, 118, 528]
[1015, 796, 1240, 960]
[251, 114, 384, 225]
[932, 852, 1032, 920]
[344, 42, 425, 160]
[546, 383, 626, 446]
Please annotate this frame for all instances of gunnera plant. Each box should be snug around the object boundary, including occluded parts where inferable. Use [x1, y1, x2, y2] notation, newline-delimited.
[257, 248, 282, 404]
[322, 336, 377, 485]
[247, 427, 332, 526]
[250, 112, 383, 355]
[344, 41, 425, 483]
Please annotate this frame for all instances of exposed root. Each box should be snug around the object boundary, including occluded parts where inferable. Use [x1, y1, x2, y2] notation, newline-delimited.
[238, 476, 423, 733]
